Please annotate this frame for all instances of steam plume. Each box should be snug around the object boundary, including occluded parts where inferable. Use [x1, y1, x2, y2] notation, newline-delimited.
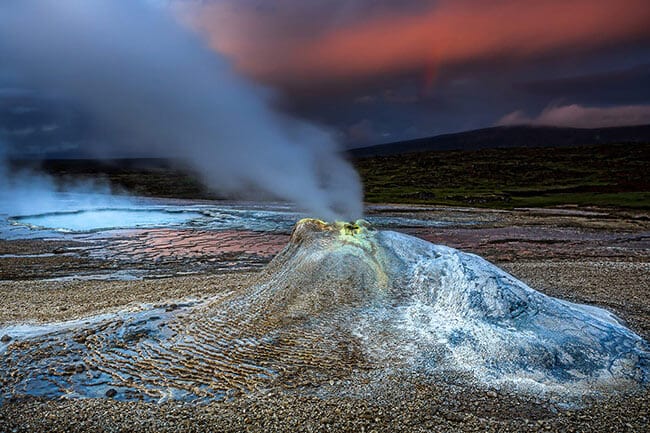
[0, 138, 133, 216]
[0, 0, 362, 220]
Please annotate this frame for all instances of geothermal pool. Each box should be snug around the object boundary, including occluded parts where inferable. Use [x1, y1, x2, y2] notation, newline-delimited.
[2, 194, 455, 238]
[11, 208, 206, 232]
[0, 194, 474, 281]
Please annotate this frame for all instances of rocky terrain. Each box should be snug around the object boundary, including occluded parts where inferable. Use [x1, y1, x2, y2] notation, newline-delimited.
[1, 205, 649, 432]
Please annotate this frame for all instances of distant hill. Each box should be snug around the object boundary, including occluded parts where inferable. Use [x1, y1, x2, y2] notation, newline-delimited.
[349, 125, 650, 157]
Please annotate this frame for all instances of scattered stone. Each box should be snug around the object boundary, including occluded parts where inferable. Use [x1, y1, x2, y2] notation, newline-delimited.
[1, 334, 11, 343]
[72, 333, 87, 344]
[105, 389, 117, 398]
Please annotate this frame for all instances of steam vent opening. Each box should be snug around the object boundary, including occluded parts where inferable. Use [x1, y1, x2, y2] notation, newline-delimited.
[1, 219, 648, 406]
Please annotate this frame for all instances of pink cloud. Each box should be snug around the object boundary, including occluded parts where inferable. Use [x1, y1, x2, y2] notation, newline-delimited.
[497, 104, 650, 128]
[180, 0, 650, 86]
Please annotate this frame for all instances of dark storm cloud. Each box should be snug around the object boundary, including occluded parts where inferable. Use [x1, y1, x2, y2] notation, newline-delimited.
[521, 64, 650, 106]
[0, 91, 93, 157]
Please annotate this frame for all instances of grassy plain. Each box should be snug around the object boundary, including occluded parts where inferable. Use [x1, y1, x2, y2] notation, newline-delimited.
[355, 143, 650, 209]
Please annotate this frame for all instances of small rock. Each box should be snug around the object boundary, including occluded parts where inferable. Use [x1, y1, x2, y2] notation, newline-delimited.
[73, 334, 87, 344]
[486, 390, 498, 398]
[105, 388, 117, 398]
[0, 334, 11, 343]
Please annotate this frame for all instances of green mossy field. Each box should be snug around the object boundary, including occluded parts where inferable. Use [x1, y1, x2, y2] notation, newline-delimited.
[354, 143, 650, 209]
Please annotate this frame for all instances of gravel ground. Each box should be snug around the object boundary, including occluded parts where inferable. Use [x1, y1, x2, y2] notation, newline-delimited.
[1, 375, 648, 432]
[1, 206, 649, 432]
[0, 272, 258, 324]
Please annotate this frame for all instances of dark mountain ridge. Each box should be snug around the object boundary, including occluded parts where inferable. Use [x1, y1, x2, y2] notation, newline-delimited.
[350, 124, 650, 157]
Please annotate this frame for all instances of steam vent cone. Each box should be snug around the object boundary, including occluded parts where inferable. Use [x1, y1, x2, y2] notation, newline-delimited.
[1, 219, 648, 403]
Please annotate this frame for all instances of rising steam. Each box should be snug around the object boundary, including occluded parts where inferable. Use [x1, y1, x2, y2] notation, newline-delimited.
[0, 0, 362, 220]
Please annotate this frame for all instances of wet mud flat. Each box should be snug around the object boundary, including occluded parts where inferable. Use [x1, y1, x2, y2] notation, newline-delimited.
[0, 230, 288, 281]
[1, 204, 648, 282]
[0, 204, 649, 432]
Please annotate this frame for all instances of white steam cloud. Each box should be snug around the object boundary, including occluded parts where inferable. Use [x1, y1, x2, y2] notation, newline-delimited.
[0, 0, 362, 221]
[0, 138, 134, 216]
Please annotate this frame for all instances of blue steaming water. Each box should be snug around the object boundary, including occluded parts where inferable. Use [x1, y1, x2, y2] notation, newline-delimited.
[2, 194, 458, 238]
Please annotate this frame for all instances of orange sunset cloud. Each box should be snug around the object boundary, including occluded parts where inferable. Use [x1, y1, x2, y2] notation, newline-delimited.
[183, 0, 650, 85]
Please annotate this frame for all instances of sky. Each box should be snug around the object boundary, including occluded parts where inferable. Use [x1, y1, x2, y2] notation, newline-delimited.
[2, 0, 650, 157]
